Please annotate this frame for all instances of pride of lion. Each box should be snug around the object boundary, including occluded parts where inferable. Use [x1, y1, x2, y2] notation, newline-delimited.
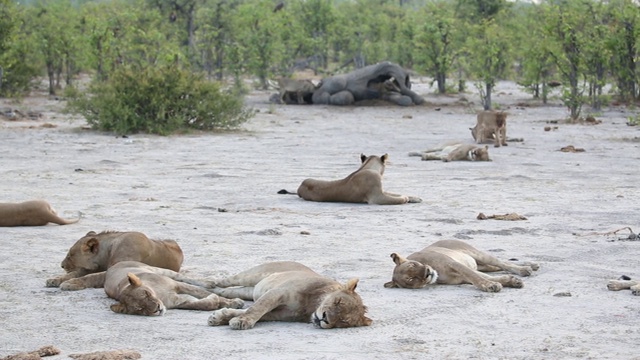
[5, 92, 631, 360]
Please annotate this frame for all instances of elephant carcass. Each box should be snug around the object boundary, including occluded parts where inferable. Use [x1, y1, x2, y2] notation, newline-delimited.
[311, 62, 425, 106]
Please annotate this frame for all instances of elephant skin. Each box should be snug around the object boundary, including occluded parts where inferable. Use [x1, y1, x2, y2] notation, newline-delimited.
[311, 61, 425, 106]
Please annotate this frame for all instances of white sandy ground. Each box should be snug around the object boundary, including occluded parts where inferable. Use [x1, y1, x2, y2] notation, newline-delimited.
[0, 80, 639, 360]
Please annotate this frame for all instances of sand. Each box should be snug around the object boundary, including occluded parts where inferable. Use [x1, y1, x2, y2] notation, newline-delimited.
[1, 80, 639, 359]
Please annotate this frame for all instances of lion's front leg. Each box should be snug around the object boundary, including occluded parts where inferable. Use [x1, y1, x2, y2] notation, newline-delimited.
[208, 308, 246, 326]
[60, 272, 107, 291]
[45, 271, 83, 288]
[607, 280, 640, 294]
[227, 289, 288, 330]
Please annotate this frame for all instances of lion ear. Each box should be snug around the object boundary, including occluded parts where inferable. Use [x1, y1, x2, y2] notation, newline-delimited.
[381, 153, 389, 163]
[110, 303, 126, 313]
[82, 238, 99, 254]
[484, 145, 489, 150]
[361, 316, 373, 326]
[390, 252, 407, 266]
[127, 273, 142, 287]
[345, 278, 359, 292]
[85, 231, 97, 236]
[384, 281, 399, 288]
[360, 153, 367, 163]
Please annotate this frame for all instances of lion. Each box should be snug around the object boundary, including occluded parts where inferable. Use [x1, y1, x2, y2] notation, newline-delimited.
[45, 231, 184, 288]
[287, 153, 421, 205]
[408, 142, 491, 162]
[470, 110, 508, 147]
[384, 240, 539, 292]
[0, 200, 80, 226]
[607, 275, 640, 296]
[204, 261, 372, 330]
[59, 261, 244, 316]
[277, 77, 317, 104]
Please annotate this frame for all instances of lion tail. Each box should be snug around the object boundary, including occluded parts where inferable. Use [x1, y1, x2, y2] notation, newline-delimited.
[277, 189, 297, 195]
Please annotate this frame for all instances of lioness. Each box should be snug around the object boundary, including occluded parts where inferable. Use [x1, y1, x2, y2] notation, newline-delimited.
[0, 200, 79, 226]
[471, 110, 508, 147]
[292, 153, 421, 205]
[46, 231, 184, 288]
[408, 143, 491, 162]
[277, 77, 316, 104]
[60, 261, 244, 316]
[385, 240, 539, 292]
[205, 261, 372, 330]
[607, 276, 640, 296]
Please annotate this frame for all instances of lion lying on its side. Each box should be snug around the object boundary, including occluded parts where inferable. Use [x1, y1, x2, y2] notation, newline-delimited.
[277, 78, 317, 104]
[471, 110, 508, 147]
[607, 276, 640, 296]
[60, 261, 244, 315]
[289, 153, 421, 205]
[408, 142, 491, 162]
[204, 261, 372, 330]
[385, 240, 539, 292]
[0, 200, 79, 226]
[46, 231, 184, 288]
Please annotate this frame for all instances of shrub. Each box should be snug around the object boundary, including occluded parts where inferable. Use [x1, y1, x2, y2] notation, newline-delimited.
[66, 64, 254, 135]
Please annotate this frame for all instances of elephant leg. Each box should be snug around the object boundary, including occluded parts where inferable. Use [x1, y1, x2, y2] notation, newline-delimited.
[329, 91, 355, 106]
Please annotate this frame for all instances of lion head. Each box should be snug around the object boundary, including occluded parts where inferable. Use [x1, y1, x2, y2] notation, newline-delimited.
[110, 273, 166, 316]
[60, 231, 103, 274]
[471, 145, 491, 161]
[384, 253, 438, 289]
[312, 278, 372, 329]
[359, 153, 387, 175]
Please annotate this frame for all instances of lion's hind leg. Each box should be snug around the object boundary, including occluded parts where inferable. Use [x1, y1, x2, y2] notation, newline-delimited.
[478, 272, 524, 289]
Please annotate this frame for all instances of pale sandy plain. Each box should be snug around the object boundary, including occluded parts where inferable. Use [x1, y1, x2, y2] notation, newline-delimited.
[0, 78, 639, 360]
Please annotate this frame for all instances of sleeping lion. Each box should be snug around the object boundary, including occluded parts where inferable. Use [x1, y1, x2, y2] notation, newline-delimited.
[203, 261, 372, 330]
[408, 142, 491, 162]
[60, 261, 244, 315]
[385, 240, 539, 292]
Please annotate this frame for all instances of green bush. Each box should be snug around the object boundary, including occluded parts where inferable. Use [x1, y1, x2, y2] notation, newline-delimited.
[66, 65, 254, 135]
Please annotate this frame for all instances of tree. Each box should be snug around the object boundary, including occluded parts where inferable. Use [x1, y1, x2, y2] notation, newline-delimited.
[606, 0, 640, 102]
[413, 1, 460, 94]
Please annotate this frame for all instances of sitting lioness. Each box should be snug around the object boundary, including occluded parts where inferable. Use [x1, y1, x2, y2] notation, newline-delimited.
[292, 153, 421, 205]
[205, 261, 372, 330]
[607, 276, 640, 296]
[408, 142, 491, 162]
[46, 231, 184, 288]
[470, 110, 508, 147]
[0, 200, 79, 226]
[385, 240, 539, 292]
[60, 261, 244, 316]
[277, 77, 317, 104]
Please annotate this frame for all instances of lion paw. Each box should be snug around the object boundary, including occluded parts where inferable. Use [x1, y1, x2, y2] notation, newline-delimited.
[60, 279, 86, 291]
[607, 281, 625, 291]
[207, 311, 228, 326]
[229, 298, 244, 309]
[518, 267, 534, 277]
[45, 278, 62, 287]
[509, 277, 524, 288]
[482, 282, 502, 292]
[407, 196, 422, 203]
[229, 316, 255, 330]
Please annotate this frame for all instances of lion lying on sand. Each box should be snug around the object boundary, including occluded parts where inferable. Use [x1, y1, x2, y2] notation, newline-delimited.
[385, 240, 539, 292]
[46, 231, 183, 288]
[204, 261, 372, 330]
[60, 261, 244, 315]
[277, 78, 317, 104]
[283, 153, 421, 205]
[471, 110, 508, 147]
[0, 200, 79, 226]
[408, 142, 491, 162]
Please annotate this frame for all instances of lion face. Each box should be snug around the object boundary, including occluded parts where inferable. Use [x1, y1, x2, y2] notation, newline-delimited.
[60, 231, 102, 273]
[472, 146, 491, 161]
[311, 278, 372, 329]
[110, 273, 166, 316]
[384, 253, 438, 289]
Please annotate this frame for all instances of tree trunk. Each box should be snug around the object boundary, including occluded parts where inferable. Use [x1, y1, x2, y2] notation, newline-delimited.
[484, 82, 492, 110]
